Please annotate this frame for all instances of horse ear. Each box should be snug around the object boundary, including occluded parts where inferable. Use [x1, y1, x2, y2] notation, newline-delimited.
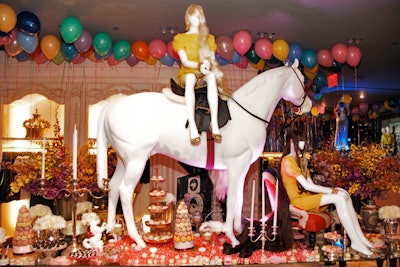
[292, 58, 299, 68]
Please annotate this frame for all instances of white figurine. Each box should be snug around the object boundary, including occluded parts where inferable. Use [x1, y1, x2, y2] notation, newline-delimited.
[81, 212, 107, 252]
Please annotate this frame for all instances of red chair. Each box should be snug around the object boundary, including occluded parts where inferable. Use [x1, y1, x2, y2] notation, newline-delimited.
[263, 173, 331, 248]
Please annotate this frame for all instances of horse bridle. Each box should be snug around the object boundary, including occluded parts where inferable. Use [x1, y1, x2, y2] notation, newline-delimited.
[225, 66, 308, 124]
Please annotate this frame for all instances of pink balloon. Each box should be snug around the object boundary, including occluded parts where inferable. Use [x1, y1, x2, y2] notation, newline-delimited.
[254, 38, 272, 60]
[346, 46, 362, 67]
[149, 39, 166, 59]
[331, 43, 347, 64]
[5, 38, 22, 56]
[107, 54, 120, 66]
[72, 53, 86, 64]
[167, 40, 179, 61]
[34, 52, 49, 64]
[74, 30, 92, 53]
[234, 56, 248, 69]
[317, 49, 333, 67]
[216, 35, 234, 60]
[317, 104, 325, 115]
[233, 30, 252, 55]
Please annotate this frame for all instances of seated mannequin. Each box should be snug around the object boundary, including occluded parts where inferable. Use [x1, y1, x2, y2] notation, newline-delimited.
[279, 128, 374, 256]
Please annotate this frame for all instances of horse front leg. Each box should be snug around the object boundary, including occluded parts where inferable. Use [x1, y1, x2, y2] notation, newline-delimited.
[224, 164, 248, 247]
[119, 159, 147, 248]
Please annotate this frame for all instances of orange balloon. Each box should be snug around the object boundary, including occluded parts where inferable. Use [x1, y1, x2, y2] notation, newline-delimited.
[40, 34, 61, 60]
[0, 3, 17, 33]
[340, 94, 352, 105]
[145, 54, 157, 65]
[131, 40, 150, 61]
[304, 63, 319, 80]
[272, 39, 289, 61]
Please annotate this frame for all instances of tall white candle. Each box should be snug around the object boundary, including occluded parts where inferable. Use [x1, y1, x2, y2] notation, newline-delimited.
[41, 137, 46, 180]
[261, 176, 265, 227]
[273, 180, 279, 227]
[72, 125, 78, 181]
[249, 180, 255, 230]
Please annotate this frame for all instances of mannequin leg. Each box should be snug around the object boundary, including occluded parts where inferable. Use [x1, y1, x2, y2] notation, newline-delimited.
[320, 194, 373, 256]
[205, 72, 221, 142]
[345, 197, 374, 247]
[185, 74, 200, 145]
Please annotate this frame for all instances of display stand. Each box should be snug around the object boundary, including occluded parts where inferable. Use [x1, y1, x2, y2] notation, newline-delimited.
[144, 176, 173, 244]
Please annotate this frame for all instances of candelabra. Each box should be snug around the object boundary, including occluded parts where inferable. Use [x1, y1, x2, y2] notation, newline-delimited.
[248, 179, 278, 259]
[38, 177, 110, 254]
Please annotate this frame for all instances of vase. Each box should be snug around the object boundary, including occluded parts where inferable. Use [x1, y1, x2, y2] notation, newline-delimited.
[383, 218, 399, 235]
[360, 199, 379, 233]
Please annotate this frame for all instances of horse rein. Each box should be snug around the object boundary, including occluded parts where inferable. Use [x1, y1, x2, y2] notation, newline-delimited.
[223, 66, 308, 125]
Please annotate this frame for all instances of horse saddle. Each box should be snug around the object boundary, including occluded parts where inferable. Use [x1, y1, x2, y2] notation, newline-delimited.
[170, 79, 231, 133]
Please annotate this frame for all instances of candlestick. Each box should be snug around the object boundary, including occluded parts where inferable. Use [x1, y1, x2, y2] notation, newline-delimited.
[72, 125, 78, 181]
[41, 137, 46, 180]
[249, 180, 255, 231]
[261, 176, 265, 228]
[273, 180, 279, 228]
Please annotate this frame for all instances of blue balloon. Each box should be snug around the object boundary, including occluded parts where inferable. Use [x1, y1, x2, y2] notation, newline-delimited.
[216, 53, 229, 66]
[17, 31, 38, 53]
[160, 53, 175, 66]
[15, 51, 29, 62]
[229, 51, 241, 63]
[288, 43, 302, 64]
[301, 49, 317, 69]
[17, 11, 41, 35]
[61, 42, 78, 61]
[94, 48, 112, 60]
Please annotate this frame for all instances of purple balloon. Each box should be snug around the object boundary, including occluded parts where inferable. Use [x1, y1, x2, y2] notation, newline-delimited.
[74, 30, 92, 53]
[126, 53, 139, 67]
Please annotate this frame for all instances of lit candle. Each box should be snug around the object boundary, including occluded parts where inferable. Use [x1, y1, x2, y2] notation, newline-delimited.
[72, 125, 78, 181]
[261, 176, 265, 227]
[41, 137, 46, 180]
[273, 180, 279, 228]
[249, 180, 255, 231]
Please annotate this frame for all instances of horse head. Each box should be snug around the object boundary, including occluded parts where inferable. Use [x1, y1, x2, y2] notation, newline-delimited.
[283, 59, 312, 114]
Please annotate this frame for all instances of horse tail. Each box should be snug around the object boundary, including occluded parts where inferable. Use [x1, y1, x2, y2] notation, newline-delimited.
[96, 104, 109, 189]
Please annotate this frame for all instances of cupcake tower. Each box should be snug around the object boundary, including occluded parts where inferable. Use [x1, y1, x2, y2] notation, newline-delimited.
[143, 175, 173, 243]
[173, 200, 194, 250]
[12, 205, 35, 254]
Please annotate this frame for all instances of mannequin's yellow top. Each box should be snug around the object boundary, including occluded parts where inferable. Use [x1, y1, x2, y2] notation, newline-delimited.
[281, 155, 326, 212]
[172, 33, 217, 84]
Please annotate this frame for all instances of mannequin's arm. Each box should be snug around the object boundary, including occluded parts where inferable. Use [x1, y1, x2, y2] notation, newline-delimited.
[296, 174, 333, 194]
[177, 49, 199, 69]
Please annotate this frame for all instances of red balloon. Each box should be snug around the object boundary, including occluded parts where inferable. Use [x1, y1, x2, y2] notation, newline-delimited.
[148, 39, 166, 59]
[331, 43, 347, 64]
[166, 40, 179, 61]
[234, 56, 248, 69]
[131, 40, 149, 61]
[233, 30, 252, 55]
[346, 46, 362, 67]
[216, 35, 234, 60]
[34, 52, 49, 64]
[317, 49, 333, 67]
[254, 38, 272, 60]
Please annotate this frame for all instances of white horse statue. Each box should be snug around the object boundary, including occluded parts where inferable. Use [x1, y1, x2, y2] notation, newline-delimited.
[96, 59, 312, 248]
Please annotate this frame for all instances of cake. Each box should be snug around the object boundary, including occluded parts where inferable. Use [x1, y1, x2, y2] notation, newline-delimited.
[12, 205, 35, 254]
[173, 201, 194, 250]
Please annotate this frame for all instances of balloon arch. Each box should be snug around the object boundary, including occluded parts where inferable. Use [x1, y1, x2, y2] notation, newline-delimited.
[0, 3, 399, 113]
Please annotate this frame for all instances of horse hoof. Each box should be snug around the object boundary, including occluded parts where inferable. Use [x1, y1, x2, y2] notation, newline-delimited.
[191, 136, 201, 145]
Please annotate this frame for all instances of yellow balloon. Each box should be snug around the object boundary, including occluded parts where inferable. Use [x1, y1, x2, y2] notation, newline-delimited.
[311, 106, 319, 117]
[340, 94, 352, 105]
[272, 39, 289, 61]
[145, 55, 157, 65]
[250, 59, 265, 70]
[41, 34, 61, 60]
[0, 3, 17, 33]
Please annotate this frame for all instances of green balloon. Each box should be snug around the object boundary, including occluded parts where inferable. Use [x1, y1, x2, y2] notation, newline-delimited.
[113, 40, 130, 60]
[93, 32, 112, 57]
[60, 17, 82, 43]
[245, 45, 260, 65]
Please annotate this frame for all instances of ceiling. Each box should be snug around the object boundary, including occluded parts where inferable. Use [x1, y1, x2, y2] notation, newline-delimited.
[2, 0, 400, 109]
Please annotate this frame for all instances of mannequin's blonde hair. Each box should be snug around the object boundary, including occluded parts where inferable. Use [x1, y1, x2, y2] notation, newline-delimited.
[185, 4, 231, 96]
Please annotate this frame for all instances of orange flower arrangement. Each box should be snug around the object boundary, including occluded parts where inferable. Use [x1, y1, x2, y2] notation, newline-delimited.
[311, 143, 400, 199]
